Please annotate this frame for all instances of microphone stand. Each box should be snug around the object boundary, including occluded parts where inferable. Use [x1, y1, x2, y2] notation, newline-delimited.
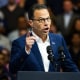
[58, 46, 66, 71]
[48, 54, 58, 72]
[58, 52, 66, 71]
[48, 52, 66, 72]
[47, 46, 66, 72]
[47, 46, 59, 72]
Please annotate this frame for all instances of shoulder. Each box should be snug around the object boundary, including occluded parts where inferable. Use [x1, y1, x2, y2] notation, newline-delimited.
[49, 32, 63, 39]
[0, 5, 7, 11]
[49, 32, 65, 45]
[8, 30, 19, 41]
[12, 34, 26, 48]
[0, 35, 10, 41]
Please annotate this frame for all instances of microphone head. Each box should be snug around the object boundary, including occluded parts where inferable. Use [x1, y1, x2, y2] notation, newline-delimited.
[47, 46, 54, 62]
[58, 46, 65, 61]
[47, 46, 52, 54]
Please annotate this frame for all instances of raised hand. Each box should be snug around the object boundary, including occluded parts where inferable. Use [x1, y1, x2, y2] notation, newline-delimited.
[25, 31, 36, 52]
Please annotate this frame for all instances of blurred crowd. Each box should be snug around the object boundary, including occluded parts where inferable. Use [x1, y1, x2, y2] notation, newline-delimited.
[0, 0, 80, 80]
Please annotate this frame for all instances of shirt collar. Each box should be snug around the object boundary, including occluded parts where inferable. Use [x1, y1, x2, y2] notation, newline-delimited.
[32, 31, 50, 43]
[64, 11, 73, 15]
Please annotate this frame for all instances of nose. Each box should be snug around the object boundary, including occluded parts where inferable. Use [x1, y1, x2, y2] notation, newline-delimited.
[44, 21, 51, 28]
[44, 19, 49, 25]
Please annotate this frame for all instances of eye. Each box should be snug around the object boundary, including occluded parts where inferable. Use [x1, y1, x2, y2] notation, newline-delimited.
[39, 19, 45, 22]
[46, 18, 51, 21]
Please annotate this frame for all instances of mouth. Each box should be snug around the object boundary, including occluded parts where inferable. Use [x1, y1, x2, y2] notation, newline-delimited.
[43, 28, 49, 32]
[44, 27, 49, 30]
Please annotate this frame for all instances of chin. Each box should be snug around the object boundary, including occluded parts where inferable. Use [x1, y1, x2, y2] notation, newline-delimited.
[42, 32, 49, 35]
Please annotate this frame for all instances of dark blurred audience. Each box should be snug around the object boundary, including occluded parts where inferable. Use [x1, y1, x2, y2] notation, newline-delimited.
[0, 0, 8, 8]
[0, 20, 6, 35]
[69, 31, 80, 70]
[8, 16, 30, 42]
[0, 47, 10, 80]
[70, 17, 80, 34]
[1, 48, 10, 70]
[73, 0, 80, 15]
[17, 0, 25, 8]
[46, 0, 63, 15]
[56, 0, 79, 45]
[24, 0, 37, 12]
[0, 22, 11, 51]
[49, 16, 59, 34]
[0, 0, 26, 34]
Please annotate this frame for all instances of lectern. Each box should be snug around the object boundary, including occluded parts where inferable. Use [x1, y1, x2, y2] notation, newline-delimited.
[17, 71, 80, 80]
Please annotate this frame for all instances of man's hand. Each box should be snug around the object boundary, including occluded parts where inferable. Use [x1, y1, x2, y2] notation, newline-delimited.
[25, 32, 36, 52]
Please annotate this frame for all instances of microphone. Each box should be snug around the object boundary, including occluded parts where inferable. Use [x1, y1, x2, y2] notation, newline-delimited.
[47, 46, 58, 72]
[58, 46, 65, 61]
[47, 46, 54, 62]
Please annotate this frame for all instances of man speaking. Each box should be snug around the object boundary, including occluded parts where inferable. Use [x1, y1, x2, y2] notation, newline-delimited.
[9, 3, 79, 79]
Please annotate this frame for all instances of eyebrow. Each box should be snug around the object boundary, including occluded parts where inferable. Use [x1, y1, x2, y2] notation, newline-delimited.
[37, 16, 50, 19]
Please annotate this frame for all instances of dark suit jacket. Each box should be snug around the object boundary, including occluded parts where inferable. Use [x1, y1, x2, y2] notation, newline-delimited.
[56, 13, 78, 36]
[9, 33, 79, 74]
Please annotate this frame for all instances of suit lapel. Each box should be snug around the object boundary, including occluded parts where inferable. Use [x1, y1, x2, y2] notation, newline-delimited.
[59, 15, 65, 30]
[62, 15, 65, 29]
[49, 33, 57, 56]
[48, 33, 59, 71]
[28, 33, 59, 71]
[31, 33, 57, 72]
[31, 42, 44, 71]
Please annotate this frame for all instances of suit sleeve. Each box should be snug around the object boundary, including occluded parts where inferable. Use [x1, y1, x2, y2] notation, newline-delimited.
[9, 40, 28, 74]
[60, 36, 79, 72]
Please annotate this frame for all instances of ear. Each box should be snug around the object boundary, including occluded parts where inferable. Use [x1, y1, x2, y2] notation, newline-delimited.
[28, 20, 33, 28]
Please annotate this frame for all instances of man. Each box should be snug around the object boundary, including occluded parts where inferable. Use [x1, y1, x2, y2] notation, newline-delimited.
[0, 0, 25, 34]
[8, 16, 28, 42]
[9, 3, 79, 77]
[56, 0, 79, 45]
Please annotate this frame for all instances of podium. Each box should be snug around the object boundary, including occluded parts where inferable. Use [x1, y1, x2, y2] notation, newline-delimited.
[17, 71, 80, 80]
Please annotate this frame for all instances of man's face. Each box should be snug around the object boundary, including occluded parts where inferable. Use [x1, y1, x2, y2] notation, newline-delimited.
[71, 34, 80, 47]
[75, 20, 80, 31]
[30, 9, 51, 36]
[63, 1, 73, 12]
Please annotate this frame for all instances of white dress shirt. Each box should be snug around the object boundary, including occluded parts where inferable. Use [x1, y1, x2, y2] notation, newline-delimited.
[26, 31, 50, 72]
[64, 12, 72, 28]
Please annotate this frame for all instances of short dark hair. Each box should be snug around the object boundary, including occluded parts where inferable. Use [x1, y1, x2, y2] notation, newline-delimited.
[63, 0, 73, 4]
[28, 4, 48, 20]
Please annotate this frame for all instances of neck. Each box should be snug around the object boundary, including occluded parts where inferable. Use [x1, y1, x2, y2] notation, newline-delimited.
[36, 33, 47, 42]
[41, 35, 47, 42]
[33, 30, 47, 42]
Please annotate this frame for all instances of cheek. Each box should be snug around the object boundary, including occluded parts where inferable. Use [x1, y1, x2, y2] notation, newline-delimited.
[48, 21, 51, 26]
[32, 24, 40, 30]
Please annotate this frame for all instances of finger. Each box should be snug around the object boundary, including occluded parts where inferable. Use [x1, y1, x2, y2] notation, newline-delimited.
[27, 42, 34, 46]
[27, 31, 31, 37]
[26, 36, 36, 41]
[27, 40, 35, 44]
[29, 36, 36, 41]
